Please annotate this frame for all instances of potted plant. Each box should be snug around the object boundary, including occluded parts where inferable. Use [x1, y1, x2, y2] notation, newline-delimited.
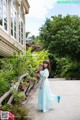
[21, 82, 27, 90]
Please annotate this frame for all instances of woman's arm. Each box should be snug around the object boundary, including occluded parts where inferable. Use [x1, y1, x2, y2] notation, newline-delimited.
[40, 69, 49, 89]
[40, 76, 46, 89]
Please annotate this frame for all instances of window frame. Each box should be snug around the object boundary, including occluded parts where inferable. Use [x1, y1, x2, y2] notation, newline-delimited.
[11, 0, 17, 39]
[19, 6, 24, 45]
[0, 0, 8, 31]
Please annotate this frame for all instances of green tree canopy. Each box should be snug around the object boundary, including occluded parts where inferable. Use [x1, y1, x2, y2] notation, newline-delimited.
[39, 15, 80, 61]
[38, 15, 80, 79]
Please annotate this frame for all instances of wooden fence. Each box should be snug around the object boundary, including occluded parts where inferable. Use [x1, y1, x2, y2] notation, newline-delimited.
[0, 73, 37, 106]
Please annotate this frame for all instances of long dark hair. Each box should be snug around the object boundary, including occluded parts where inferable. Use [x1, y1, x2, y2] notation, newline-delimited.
[43, 60, 51, 72]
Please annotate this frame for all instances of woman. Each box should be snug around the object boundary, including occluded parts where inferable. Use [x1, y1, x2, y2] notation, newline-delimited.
[37, 60, 61, 113]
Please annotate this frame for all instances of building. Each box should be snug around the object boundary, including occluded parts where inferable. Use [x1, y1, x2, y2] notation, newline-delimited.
[0, 0, 30, 57]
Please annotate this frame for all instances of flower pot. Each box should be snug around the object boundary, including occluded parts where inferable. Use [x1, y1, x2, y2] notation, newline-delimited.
[21, 84, 26, 90]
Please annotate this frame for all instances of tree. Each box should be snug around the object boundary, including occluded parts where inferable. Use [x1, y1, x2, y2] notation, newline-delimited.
[39, 15, 80, 61]
[26, 32, 30, 42]
[26, 32, 36, 43]
[39, 15, 80, 79]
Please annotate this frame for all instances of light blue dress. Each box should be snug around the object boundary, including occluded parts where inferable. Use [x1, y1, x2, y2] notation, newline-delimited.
[38, 68, 58, 112]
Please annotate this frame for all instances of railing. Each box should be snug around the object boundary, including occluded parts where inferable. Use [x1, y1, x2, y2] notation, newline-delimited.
[0, 72, 37, 106]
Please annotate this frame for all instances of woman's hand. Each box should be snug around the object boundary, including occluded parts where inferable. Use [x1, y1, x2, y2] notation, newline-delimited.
[35, 73, 40, 78]
[35, 73, 40, 80]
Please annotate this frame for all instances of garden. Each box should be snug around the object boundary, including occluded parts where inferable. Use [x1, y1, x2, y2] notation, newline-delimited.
[0, 47, 48, 120]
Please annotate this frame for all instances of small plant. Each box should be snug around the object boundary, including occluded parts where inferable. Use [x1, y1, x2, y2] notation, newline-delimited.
[31, 77, 37, 84]
[14, 92, 26, 104]
[10, 89, 26, 104]
[21, 82, 29, 90]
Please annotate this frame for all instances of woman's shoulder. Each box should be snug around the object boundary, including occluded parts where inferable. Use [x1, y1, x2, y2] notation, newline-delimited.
[44, 68, 49, 73]
[40, 68, 49, 74]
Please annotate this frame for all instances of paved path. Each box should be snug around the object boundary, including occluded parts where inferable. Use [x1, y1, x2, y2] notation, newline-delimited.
[26, 78, 80, 120]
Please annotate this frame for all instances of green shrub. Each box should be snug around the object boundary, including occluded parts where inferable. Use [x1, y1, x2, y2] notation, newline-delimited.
[55, 57, 80, 79]
[0, 48, 48, 97]
[0, 75, 9, 96]
[62, 62, 80, 79]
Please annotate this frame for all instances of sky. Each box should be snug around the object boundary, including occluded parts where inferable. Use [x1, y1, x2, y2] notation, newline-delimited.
[25, 0, 80, 36]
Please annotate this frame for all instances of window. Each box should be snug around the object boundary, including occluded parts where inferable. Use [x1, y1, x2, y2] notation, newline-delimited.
[19, 18, 24, 45]
[3, 0, 8, 30]
[0, 0, 3, 26]
[11, 0, 17, 39]
[0, 0, 8, 31]
[19, 7, 24, 45]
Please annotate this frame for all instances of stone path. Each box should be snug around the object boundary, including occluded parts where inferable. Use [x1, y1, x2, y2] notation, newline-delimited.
[26, 78, 80, 120]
